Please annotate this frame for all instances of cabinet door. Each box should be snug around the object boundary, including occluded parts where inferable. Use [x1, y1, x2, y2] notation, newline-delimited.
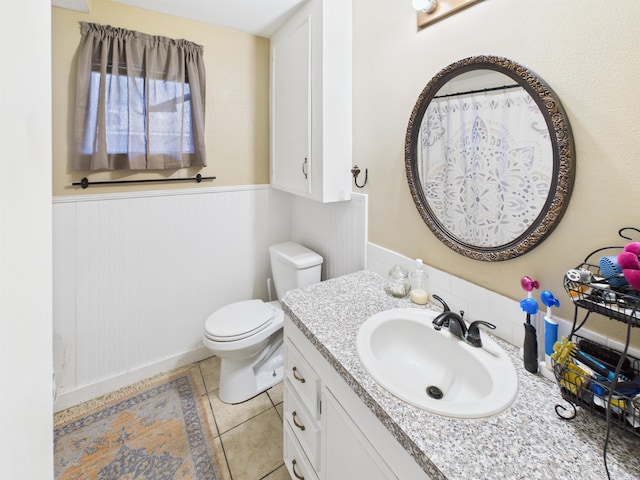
[323, 388, 398, 480]
[271, 15, 311, 196]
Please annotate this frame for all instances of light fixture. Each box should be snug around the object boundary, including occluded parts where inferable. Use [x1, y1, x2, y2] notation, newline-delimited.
[414, 0, 484, 30]
[413, 0, 438, 14]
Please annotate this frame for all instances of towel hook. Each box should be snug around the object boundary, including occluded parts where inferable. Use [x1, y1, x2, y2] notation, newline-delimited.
[351, 165, 368, 188]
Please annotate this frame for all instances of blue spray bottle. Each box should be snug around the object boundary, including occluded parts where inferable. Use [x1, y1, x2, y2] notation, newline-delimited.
[540, 290, 560, 371]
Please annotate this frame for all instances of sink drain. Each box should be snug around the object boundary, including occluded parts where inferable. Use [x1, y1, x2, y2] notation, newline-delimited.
[426, 385, 443, 400]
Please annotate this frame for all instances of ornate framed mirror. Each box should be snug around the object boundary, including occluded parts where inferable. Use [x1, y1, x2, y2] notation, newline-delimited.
[405, 56, 575, 261]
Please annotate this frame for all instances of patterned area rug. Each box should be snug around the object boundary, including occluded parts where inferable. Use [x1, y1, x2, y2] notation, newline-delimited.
[54, 368, 219, 480]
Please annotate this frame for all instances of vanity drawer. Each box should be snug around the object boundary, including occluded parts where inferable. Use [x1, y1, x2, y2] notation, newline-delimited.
[285, 337, 320, 419]
[284, 379, 321, 470]
[284, 422, 320, 480]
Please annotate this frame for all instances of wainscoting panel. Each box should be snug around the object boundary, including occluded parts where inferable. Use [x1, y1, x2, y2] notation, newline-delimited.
[53, 186, 285, 410]
[290, 193, 368, 280]
[53, 187, 367, 410]
[52, 202, 79, 397]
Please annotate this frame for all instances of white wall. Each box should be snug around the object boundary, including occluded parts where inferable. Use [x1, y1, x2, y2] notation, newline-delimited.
[353, 0, 640, 346]
[291, 193, 368, 280]
[53, 187, 366, 410]
[0, 0, 53, 478]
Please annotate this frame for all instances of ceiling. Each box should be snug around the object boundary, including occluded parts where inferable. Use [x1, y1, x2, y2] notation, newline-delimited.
[51, 0, 308, 38]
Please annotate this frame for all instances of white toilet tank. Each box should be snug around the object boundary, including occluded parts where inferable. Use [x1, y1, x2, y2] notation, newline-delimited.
[269, 242, 323, 299]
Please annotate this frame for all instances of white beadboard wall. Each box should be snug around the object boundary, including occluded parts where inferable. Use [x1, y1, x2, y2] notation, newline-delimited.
[290, 192, 368, 280]
[53, 186, 366, 411]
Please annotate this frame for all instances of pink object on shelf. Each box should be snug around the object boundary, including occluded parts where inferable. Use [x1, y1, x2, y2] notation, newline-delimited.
[623, 242, 640, 256]
[618, 249, 640, 291]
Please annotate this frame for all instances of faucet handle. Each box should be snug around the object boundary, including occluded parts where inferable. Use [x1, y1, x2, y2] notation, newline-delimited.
[432, 294, 451, 312]
[466, 321, 496, 347]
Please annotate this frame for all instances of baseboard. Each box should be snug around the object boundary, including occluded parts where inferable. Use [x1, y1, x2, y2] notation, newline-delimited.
[54, 346, 212, 413]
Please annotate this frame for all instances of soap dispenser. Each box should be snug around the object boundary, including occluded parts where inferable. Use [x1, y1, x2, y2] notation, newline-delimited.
[409, 259, 429, 305]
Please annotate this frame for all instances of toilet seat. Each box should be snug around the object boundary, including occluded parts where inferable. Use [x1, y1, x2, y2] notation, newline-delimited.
[204, 299, 274, 342]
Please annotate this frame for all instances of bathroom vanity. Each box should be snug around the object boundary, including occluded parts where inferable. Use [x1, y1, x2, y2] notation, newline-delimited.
[281, 270, 640, 479]
[283, 314, 428, 479]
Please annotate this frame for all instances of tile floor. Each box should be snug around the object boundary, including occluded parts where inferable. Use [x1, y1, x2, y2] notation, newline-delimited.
[191, 355, 292, 480]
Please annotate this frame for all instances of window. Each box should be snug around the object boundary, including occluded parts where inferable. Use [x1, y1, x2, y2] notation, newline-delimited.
[73, 22, 207, 171]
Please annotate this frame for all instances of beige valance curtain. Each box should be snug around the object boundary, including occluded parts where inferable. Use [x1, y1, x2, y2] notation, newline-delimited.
[73, 22, 207, 171]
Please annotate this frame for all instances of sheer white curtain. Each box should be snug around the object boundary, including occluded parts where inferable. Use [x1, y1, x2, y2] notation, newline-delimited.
[417, 87, 553, 247]
[73, 22, 207, 171]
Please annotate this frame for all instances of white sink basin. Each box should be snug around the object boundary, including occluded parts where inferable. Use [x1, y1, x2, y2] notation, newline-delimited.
[356, 308, 518, 419]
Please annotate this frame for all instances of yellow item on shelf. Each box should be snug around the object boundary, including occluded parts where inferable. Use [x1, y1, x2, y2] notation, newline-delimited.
[559, 362, 589, 395]
[567, 284, 589, 298]
[551, 337, 576, 366]
[552, 337, 591, 395]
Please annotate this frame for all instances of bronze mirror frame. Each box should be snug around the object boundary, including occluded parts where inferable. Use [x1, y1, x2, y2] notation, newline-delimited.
[405, 55, 575, 261]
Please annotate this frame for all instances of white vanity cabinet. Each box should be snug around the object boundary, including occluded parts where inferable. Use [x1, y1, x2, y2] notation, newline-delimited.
[270, 0, 352, 203]
[283, 316, 433, 480]
[322, 388, 397, 479]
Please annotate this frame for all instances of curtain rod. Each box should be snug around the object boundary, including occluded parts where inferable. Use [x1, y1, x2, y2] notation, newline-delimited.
[434, 83, 521, 99]
[71, 174, 216, 189]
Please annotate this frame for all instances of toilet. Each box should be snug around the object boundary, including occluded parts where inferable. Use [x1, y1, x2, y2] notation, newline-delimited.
[202, 242, 323, 404]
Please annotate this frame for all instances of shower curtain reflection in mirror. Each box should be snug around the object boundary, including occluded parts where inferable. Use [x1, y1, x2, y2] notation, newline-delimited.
[416, 87, 553, 248]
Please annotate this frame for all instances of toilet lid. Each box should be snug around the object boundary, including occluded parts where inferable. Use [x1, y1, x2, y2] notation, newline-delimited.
[204, 299, 274, 342]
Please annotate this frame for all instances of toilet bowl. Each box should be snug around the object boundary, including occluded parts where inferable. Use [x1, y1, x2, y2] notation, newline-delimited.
[203, 299, 285, 403]
[202, 242, 323, 404]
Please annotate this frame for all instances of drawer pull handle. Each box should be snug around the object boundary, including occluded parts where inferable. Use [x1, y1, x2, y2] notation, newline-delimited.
[302, 158, 308, 179]
[292, 366, 306, 383]
[292, 411, 306, 431]
[292, 459, 305, 480]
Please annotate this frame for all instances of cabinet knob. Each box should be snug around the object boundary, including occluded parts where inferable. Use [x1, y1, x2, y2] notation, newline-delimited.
[292, 366, 306, 383]
[292, 411, 306, 431]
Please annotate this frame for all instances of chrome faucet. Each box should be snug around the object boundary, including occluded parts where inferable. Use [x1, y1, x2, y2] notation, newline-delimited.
[431, 296, 496, 347]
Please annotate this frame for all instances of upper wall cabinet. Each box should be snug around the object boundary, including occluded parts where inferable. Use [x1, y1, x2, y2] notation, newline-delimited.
[270, 0, 352, 203]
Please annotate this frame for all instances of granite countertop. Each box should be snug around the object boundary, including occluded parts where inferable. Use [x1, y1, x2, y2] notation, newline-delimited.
[281, 270, 640, 479]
